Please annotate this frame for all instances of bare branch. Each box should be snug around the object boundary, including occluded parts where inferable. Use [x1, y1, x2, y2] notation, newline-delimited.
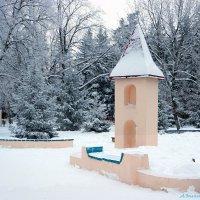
[77, 47, 113, 75]
[175, 78, 197, 84]
[0, 74, 21, 83]
[79, 73, 109, 90]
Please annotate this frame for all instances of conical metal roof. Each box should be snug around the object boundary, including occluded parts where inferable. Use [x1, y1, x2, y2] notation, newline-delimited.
[110, 24, 164, 79]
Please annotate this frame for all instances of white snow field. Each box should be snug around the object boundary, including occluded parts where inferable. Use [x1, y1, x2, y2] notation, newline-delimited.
[0, 126, 200, 200]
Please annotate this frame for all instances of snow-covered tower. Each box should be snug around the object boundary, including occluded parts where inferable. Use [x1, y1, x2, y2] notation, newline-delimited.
[110, 24, 164, 148]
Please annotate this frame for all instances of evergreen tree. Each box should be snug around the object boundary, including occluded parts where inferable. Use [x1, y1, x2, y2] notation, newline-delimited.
[54, 68, 84, 131]
[158, 98, 173, 130]
[142, 0, 200, 130]
[76, 27, 117, 132]
[83, 95, 110, 132]
[181, 12, 200, 128]
[92, 27, 116, 120]
[76, 28, 96, 84]
[113, 12, 139, 54]
[12, 64, 57, 139]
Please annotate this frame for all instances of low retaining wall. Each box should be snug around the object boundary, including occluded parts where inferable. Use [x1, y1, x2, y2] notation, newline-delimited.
[70, 146, 149, 185]
[70, 147, 200, 193]
[137, 171, 200, 192]
[0, 138, 73, 148]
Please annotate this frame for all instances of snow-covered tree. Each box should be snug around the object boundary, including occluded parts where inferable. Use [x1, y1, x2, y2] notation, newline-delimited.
[76, 27, 117, 132]
[47, 0, 100, 131]
[158, 98, 173, 130]
[1, 0, 199, 134]
[53, 68, 84, 131]
[138, 0, 200, 130]
[0, 0, 51, 123]
[113, 11, 139, 54]
[83, 95, 110, 132]
[12, 62, 57, 139]
[113, 0, 200, 130]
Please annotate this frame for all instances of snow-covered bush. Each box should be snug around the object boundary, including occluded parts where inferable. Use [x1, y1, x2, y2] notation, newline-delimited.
[83, 99, 110, 133]
[10, 126, 56, 139]
[83, 118, 110, 133]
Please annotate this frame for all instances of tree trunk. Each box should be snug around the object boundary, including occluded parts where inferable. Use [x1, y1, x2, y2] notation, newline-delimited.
[171, 94, 181, 132]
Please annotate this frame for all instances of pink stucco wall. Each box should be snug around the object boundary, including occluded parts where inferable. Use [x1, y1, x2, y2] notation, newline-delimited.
[70, 147, 149, 185]
[114, 77, 158, 148]
[70, 147, 200, 193]
[0, 140, 73, 148]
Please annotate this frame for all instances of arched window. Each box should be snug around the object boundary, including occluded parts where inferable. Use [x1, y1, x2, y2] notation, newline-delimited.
[124, 120, 136, 148]
[124, 85, 136, 106]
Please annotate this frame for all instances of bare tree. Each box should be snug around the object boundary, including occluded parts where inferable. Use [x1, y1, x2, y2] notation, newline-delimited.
[0, 0, 50, 119]
[136, 0, 200, 130]
[49, 0, 99, 75]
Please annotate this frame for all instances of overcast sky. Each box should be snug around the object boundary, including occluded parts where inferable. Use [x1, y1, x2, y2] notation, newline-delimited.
[89, 0, 130, 29]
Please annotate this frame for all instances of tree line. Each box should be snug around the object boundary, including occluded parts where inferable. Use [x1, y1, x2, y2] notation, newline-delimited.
[0, 0, 199, 138]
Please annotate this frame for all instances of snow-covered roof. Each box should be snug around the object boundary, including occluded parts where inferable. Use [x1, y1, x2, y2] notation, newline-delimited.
[110, 24, 164, 79]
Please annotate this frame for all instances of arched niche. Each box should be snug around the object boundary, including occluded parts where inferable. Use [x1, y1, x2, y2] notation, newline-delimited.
[124, 120, 136, 148]
[124, 85, 136, 106]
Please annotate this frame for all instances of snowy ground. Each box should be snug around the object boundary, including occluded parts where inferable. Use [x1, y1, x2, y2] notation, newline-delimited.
[0, 127, 200, 200]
